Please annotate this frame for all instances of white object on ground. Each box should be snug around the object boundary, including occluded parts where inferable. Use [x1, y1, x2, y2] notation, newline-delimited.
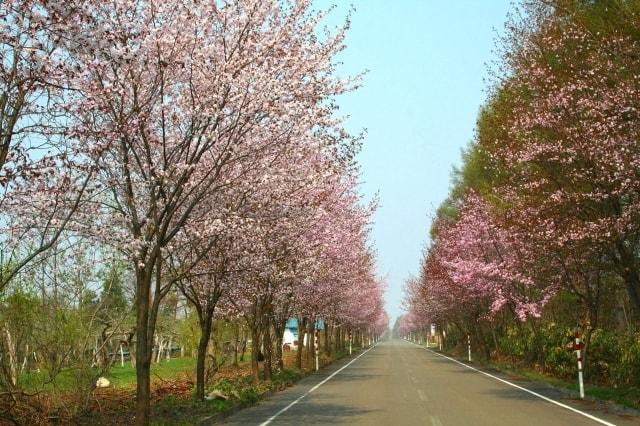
[96, 377, 110, 388]
[205, 390, 229, 400]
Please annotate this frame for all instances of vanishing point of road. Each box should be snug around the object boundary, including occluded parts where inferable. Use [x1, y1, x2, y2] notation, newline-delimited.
[219, 339, 639, 426]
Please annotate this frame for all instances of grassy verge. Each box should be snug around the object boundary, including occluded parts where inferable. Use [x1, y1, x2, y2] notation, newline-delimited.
[73, 344, 367, 425]
[18, 356, 204, 392]
[489, 363, 640, 410]
[426, 343, 640, 411]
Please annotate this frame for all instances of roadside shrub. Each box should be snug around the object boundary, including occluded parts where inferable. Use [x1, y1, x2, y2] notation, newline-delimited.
[587, 329, 622, 386]
[538, 323, 574, 378]
[613, 332, 640, 387]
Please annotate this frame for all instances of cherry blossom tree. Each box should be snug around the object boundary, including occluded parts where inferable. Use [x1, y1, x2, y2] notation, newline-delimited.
[488, 0, 640, 314]
[0, 1, 96, 294]
[54, 0, 357, 422]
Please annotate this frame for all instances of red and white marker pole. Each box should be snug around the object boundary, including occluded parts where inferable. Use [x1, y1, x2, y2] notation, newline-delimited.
[314, 328, 319, 372]
[575, 333, 585, 399]
[349, 331, 353, 355]
[467, 334, 471, 362]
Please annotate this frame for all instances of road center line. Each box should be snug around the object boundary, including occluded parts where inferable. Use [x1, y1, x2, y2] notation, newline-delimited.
[258, 345, 377, 426]
[409, 342, 616, 426]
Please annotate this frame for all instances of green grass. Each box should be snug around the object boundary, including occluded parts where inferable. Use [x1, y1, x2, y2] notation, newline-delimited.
[586, 386, 640, 409]
[272, 368, 304, 387]
[18, 348, 357, 424]
[485, 361, 640, 410]
[107, 356, 196, 388]
[427, 344, 640, 411]
[18, 355, 255, 392]
[19, 366, 82, 393]
[18, 357, 198, 392]
[150, 394, 234, 426]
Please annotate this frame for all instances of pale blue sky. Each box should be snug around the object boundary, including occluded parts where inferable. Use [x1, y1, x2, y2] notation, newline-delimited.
[322, 1, 513, 322]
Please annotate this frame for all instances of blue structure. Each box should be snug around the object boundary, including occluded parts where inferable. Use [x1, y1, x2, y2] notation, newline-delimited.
[285, 318, 324, 331]
[283, 318, 325, 348]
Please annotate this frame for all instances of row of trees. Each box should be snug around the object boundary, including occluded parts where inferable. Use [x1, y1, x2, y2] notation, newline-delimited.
[0, 1, 388, 424]
[402, 0, 640, 388]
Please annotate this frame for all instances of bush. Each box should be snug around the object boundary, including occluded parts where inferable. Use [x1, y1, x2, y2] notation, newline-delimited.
[613, 332, 640, 387]
[587, 329, 622, 385]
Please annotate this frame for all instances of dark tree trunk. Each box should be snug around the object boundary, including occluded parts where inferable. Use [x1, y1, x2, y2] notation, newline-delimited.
[582, 297, 600, 376]
[134, 252, 168, 426]
[233, 322, 239, 367]
[134, 269, 152, 426]
[615, 242, 640, 315]
[306, 321, 314, 364]
[251, 326, 261, 382]
[324, 322, 330, 356]
[272, 318, 287, 371]
[263, 323, 273, 381]
[275, 333, 284, 371]
[195, 308, 214, 401]
[471, 315, 491, 361]
[239, 327, 247, 362]
[296, 317, 306, 370]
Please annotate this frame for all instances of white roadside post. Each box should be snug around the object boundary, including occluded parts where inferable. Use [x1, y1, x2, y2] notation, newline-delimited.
[574, 329, 585, 399]
[349, 331, 353, 355]
[467, 334, 472, 362]
[430, 324, 436, 350]
[315, 327, 319, 372]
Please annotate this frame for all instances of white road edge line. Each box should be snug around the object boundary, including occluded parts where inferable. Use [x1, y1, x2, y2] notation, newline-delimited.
[409, 341, 616, 426]
[257, 344, 377, 426]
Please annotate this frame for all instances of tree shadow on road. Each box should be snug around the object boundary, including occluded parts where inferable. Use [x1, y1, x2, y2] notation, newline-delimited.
[220, 401, 377, 426]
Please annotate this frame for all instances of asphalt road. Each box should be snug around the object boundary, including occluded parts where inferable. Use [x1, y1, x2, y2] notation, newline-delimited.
[219, 339, 640, 426]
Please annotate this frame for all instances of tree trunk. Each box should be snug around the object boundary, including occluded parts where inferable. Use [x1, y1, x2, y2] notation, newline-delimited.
[155, 336, 163, 364]
[472, 318, 491, 361]
[134, 270, 152, 426]
[274, 333, 284, 371]
[615, 242, 640, 315]
[306, 321, 314, 364]
[239, 327, 247, 362]
[272, 319, 286, 371]
[296, 317, 306, 370]
[582, 299, 599, 377]
[166, 336, 172, 360]
[324, 322, 330, 356]
[195, 309, 214, 401]
[251, 326, 261, 382]
[263, 324, 272, 381]
[233, 322, 239, 367]
[3, 327, 18, 387]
